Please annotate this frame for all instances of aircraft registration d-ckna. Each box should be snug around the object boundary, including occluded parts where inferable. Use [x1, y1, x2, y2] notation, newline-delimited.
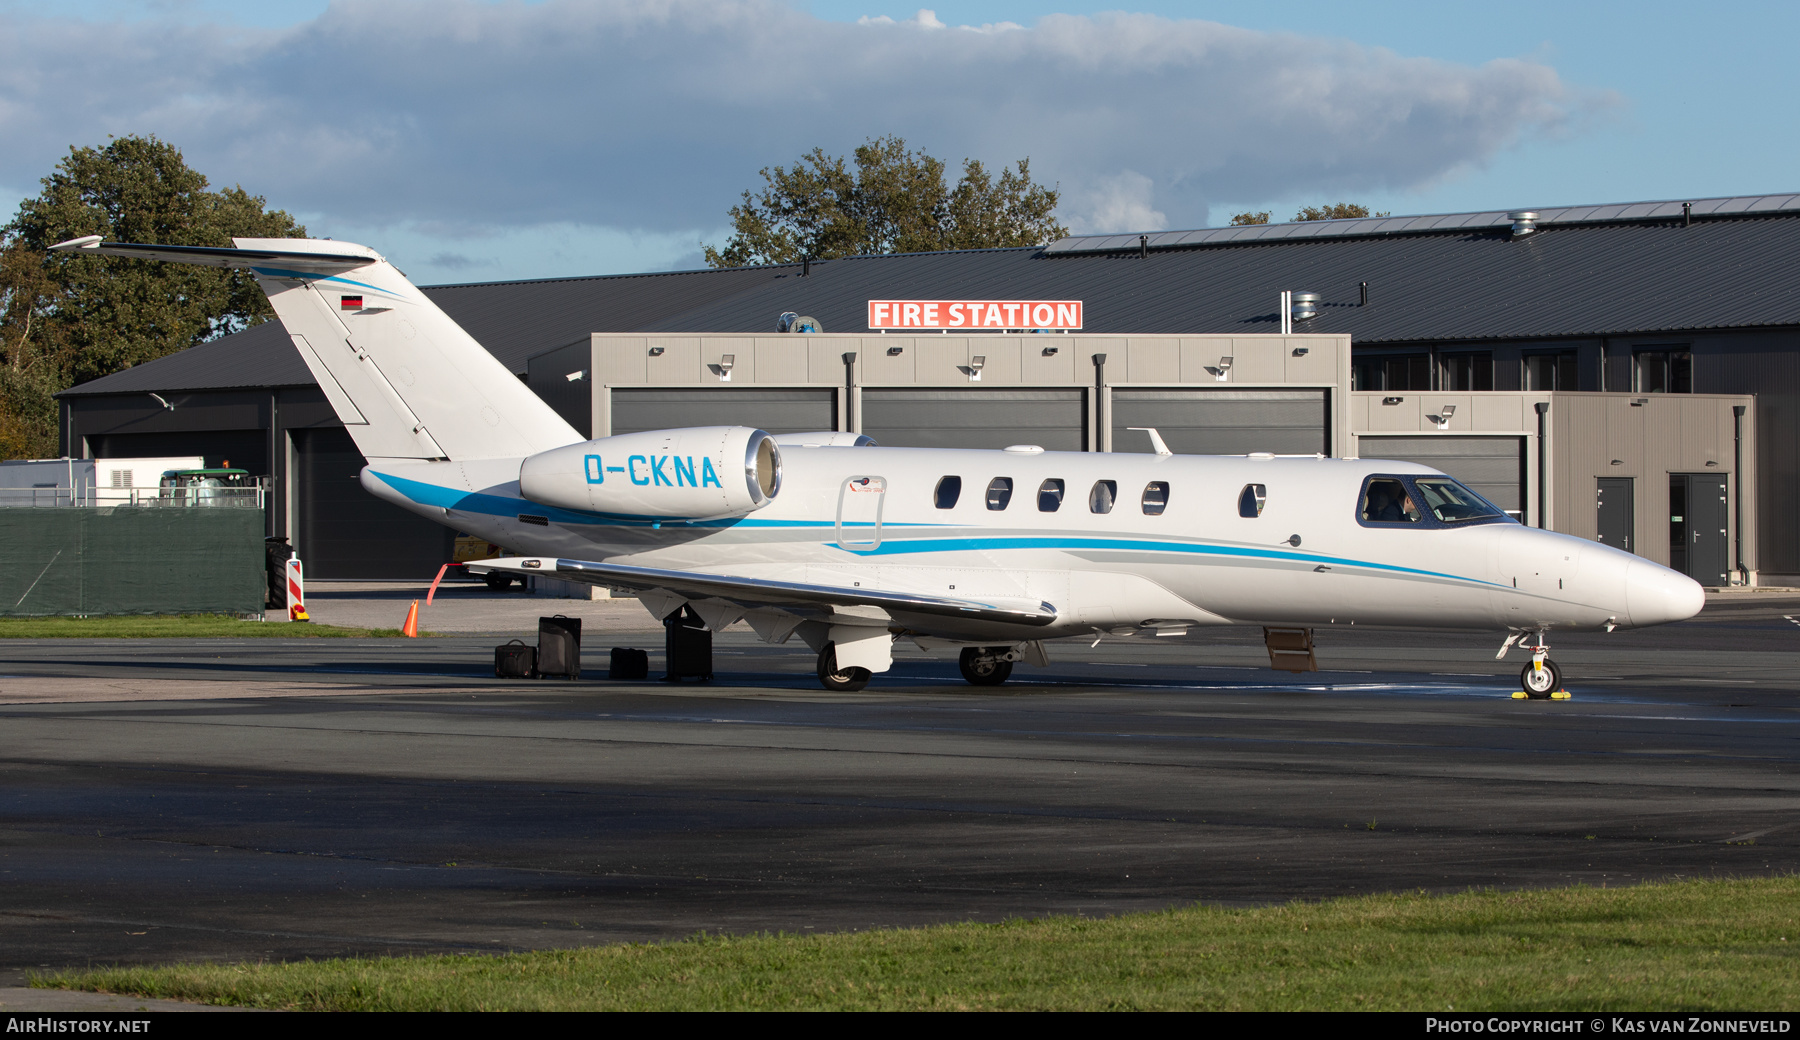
[53, 235, 1705, 694]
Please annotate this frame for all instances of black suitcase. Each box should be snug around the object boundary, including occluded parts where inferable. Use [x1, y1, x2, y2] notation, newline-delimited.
[609, 647, 649, 680]
[537, 615, 582, 679]
[663, 605, 713, 682]
[494, 639, 536, 678]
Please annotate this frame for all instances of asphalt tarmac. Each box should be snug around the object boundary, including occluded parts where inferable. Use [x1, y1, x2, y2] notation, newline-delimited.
[1, 592, 1797, 983]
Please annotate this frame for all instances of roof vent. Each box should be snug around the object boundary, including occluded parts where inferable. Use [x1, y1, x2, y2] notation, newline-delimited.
[1290, 292, 1320, 322]
[1508, 211, 1539, 237]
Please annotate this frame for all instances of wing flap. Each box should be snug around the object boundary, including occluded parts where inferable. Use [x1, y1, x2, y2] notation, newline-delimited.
[471, 557, 1058, 628]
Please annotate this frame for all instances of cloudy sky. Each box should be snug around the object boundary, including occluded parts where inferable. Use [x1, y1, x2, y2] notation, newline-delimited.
[1, 0, 1796, 282]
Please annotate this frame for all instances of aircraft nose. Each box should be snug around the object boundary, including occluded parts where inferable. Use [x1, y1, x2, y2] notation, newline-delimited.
[1625, 561, 1705, 627]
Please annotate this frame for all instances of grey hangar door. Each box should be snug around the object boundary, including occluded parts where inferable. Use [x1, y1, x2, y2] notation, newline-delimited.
[861, 389, 1085, 451]
[292, 427, 456, 579]
[1357, 435, 1527, 519]
[610, 389, 836, 436]
[1670, 474, 1729, 585]
[1597, 477, 1634, 554]
[1111, 389, 1327, 456]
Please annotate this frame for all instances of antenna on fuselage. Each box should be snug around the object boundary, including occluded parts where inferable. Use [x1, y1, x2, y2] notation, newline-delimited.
[1126, 427, 1172, 456]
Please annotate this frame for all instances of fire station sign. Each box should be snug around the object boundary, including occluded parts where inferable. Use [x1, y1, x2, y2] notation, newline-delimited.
[867, 299, 1083, 331]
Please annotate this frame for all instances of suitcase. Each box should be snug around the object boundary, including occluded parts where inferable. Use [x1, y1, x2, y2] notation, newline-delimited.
[609, 647, 649, 680]
[537, 615, 582, 679]
[663, 605, 713, 682]
[494, 639, 536, 679]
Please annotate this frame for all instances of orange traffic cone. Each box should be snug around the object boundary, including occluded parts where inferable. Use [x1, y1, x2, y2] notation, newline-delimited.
[401, 600, 420, 638]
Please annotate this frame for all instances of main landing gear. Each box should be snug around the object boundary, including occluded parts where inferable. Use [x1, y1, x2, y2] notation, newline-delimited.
[817, 644, 871, 692]
[958, 647, 1014, 686]
[1503, 629, 1568, 700]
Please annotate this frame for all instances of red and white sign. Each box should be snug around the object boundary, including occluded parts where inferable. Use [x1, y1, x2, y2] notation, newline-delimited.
[867, 299, 1083, 331]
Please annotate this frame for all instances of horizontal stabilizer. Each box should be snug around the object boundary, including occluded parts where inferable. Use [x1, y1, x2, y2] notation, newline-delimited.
[470, 557, 1059, 628]
[49, 236, 378, 272]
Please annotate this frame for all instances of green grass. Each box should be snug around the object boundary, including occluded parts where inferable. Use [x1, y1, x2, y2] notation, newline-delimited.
[34, 876, 1800, 1011]
[0, 613, 418, 638]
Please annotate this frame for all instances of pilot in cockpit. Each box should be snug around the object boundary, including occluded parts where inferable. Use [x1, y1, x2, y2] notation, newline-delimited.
[1362, 479, 1421, 523]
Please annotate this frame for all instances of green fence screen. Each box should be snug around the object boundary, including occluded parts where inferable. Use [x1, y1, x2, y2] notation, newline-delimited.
[0, 507, 264, 616]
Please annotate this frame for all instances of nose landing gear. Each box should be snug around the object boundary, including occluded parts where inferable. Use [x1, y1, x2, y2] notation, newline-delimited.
[1504, 629, 1570, 700]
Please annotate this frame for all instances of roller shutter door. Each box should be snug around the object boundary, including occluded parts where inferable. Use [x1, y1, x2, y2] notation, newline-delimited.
[861, 389, 1085, 450]
[1111, 389, 1327, 455]
[611, 389, 836, 436]
[293, 427, 456, 579]
[1358, 435, 1526, 519]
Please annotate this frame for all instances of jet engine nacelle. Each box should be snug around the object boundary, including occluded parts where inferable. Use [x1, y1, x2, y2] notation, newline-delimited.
[519, 426, 782, 521]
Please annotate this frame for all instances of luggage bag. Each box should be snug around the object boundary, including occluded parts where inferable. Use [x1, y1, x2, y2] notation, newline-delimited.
[494, 639, 536, 679]
[609, 647, 649, 680]
[663, 605, 713, 682]
[537, 615, 582, 679]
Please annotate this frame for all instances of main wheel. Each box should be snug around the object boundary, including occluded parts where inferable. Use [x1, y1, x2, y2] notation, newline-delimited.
[484, 572, 514, 590]
[817, 645, 871, 692]
[959, 647, 1014, 686]
[1520, 659, 1562, 698]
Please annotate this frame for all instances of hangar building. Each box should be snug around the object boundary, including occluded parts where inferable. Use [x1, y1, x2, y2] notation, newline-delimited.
[56, 194, 1800, 584]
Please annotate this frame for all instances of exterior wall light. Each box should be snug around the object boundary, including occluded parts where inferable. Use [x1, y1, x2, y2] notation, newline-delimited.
[887, 346, 904, 356]
[718, 354, 735, 381]
[564, 369, 588, 383]
[969, 355, 986, 381]
[1433, 403, 1456, 429]
[648, 346, 665, 357]
[1215, 356, 1234, 382]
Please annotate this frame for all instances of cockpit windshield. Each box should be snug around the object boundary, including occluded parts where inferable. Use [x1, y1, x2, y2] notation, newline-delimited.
[1413, 477, 1509, 523]
[1360, 478, 1421, 523]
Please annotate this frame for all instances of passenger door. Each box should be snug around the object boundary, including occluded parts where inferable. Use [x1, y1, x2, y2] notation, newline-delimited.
[836, 476, 886, 552]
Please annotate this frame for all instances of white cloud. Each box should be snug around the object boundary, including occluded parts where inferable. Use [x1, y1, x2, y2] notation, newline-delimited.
[0, 0, 1587, 272]
[1066, 170, 1167, 235]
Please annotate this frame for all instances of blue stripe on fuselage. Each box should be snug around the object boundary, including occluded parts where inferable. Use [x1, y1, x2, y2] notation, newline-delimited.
[371, 468, 1505, 590]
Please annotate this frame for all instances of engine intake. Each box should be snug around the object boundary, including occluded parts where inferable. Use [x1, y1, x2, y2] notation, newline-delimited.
[519, 426, 781, 521]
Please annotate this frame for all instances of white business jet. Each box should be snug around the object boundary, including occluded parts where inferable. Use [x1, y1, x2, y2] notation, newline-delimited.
[52, 235, 1705, 694]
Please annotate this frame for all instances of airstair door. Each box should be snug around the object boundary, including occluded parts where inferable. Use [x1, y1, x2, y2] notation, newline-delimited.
[836, 476, 886, 552]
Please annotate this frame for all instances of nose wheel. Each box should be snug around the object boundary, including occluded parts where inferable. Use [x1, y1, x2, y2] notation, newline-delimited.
[1507, 629, 1568, 699]
[1520, 658, 1562, 698]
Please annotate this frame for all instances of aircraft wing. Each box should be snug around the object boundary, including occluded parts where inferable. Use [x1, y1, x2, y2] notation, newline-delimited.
[48, 236, 378, 272]
[468, 557, 1058, 628]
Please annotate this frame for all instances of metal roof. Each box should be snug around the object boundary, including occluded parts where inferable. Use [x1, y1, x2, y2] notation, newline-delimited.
[1045, 192, 1800, 254]
[63, 263, 799, 396]
[61, 193, 1800, 398]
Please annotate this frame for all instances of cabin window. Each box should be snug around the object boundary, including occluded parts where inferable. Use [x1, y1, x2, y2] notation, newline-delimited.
[1141, 481, 1169, 516]
[934, 475, 962, 509]
[1089, 480, 1117, 514]
[1238, 483, 1266, 518]
[986, 477, 1013, 510]
[1038, 479, 1065, 512]
[1360, 478, 1421, 523]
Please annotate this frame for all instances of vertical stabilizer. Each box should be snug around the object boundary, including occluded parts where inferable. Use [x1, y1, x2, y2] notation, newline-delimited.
[49, 236, 581, 462]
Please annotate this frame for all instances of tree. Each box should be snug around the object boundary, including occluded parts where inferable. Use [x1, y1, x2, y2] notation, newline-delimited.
[1229, 211, 1272, 226]
[704, 136, 1067, 268]
[0, 135, 304, 457]
[1292, 203, 1390, 222]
